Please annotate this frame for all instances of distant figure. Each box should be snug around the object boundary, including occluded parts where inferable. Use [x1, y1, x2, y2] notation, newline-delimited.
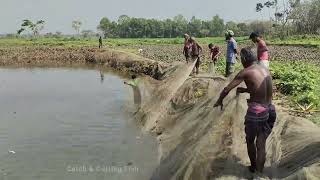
[249, 32, 269, 69]
[183, 34, 191, 63]
[189, 37, 203, 74]
[124, 75, 141, 106]
[138, 49, 143, 53]
[214, 48, 276, 175]
[208, 43, 221, 74]
[225, 30, 239, 77]
[99, 36, 103, 49]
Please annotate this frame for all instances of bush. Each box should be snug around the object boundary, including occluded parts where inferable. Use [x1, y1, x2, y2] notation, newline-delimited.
[270, 62, 320, 107]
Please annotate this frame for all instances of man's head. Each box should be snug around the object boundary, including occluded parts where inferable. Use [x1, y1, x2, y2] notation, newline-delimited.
[208, 43, 213, 49]
[184, 34, 190, 40]
[249, 32, 261, 43]
[131, 75, 137, 79]
[240, 48, 257, 68]
[225, 30, 234, 40]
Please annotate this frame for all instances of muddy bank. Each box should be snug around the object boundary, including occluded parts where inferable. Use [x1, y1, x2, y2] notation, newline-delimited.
[0, 47, 167, 79]
[136, 63, 320, 179]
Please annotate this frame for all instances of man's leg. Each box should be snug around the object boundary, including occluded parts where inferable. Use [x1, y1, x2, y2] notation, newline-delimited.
[225, 62, 230, 77]
[196, 57, 200, 74]
[256, 126, 268, 173]
[245, 123, 257, 172]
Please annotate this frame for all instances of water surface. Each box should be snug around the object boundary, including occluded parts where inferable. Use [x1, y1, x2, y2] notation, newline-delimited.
[0, 68, 158, 180]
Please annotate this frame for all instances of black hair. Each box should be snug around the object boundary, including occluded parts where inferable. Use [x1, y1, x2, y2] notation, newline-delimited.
[131, 75, 137, 79]
[208, 43, 213, 48]
[240, 48, 257, 65]
[249, 32, 261, 39]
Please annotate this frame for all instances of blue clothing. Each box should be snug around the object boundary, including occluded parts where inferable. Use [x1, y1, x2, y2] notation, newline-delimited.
[226, 38, 237, 63]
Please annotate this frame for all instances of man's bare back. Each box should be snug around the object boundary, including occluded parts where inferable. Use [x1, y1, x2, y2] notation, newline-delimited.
[240, 64, 273, 105]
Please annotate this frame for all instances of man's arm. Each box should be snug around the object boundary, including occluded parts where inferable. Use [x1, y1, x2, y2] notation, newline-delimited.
[213, 49, 221, 59]
[214, 71, 245, 108]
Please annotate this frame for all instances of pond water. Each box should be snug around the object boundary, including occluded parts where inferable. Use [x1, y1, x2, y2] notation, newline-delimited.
[0, 68, 158, 180]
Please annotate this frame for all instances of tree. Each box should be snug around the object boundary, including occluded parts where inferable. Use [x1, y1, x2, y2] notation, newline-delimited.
[117, 15, 131, 38]
[72, 20, 82, 35]
[226, 21, 240, 35]
[98, 17, 117, 38]
[172, 14, 188, 37]
[256, 0, 301, 38]
[208, 15, 225, 36]
[81, 30, 95, 38]
[17, 19, 45, 36]
[187, 16, 202, 37]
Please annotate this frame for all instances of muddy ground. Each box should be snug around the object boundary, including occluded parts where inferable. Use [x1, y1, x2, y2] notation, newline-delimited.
[131, 44, 320, 64]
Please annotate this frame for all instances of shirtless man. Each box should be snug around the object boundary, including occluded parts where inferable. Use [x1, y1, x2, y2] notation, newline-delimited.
[214, 48, 276, 174]
[249, 32, 269, 68]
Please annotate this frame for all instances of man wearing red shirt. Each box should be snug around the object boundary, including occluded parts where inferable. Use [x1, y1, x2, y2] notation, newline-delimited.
[208, 43, 221, 74]
[250, 32, 269, 69]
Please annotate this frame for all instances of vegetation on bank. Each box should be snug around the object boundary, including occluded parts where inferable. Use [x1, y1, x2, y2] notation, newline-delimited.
[270, 62, 320, 111]
[0, 37, 249, 47]
[267, 35, 320, 48]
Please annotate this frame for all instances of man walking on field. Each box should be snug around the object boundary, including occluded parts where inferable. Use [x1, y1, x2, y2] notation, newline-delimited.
[214, 48, 276, 175]
[249, 32, 269, 68]
[225, 30, 239, 77]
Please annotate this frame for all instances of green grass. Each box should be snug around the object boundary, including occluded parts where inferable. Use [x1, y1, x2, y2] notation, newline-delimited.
[0, 37, 249, 48]
[270, 61, 320, 111]
[2, 35, 320, 48]
[267, 35, 320, 48]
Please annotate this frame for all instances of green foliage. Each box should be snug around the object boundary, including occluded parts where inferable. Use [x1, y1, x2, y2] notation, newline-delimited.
[0, 37, 249, 48]
[17, 19, 45, 36]
[268, 35, 320, 47]
[95, 15, 266, 38]
[270, 62, 320, 107]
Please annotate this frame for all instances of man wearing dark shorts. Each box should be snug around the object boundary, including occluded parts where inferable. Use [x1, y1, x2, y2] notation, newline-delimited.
[214, 47, 276, 174]
[190, 37, 202, 74]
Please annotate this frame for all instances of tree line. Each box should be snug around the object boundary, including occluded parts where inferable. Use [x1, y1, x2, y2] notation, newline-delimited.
[15, 0, 320, 38]
[97, 15, 268, 38]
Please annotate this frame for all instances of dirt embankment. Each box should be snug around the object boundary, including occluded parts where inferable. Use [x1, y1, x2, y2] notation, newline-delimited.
[0, 47, 167, 79]
[136, 63, 320, 180]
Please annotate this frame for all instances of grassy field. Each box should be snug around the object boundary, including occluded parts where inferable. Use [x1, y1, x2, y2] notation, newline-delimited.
[0, 37, 250, 47]
[267, 35, 320, 48]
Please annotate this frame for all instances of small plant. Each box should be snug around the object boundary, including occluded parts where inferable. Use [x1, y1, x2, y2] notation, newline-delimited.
[293, 102, 320, 113]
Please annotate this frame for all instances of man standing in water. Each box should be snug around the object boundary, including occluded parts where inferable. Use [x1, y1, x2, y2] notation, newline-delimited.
[214, 48, 276, 174]
[225, 30, 238, 77]
[249, 32, 269, 69]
